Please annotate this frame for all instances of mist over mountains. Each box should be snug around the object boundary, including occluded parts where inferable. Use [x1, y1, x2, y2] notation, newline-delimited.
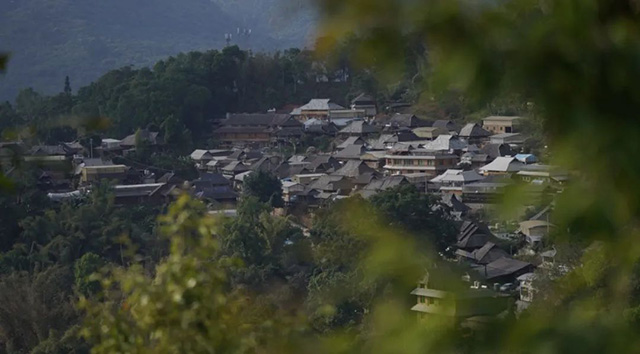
[0, 0, 317, 101]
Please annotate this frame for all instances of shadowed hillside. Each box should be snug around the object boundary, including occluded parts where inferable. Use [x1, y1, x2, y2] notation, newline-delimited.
[0, 0, 311, 100]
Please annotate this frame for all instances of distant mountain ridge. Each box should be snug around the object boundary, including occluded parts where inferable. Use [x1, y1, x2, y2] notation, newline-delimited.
[0, 0, 317, 101]
[211, 0, 317, 47]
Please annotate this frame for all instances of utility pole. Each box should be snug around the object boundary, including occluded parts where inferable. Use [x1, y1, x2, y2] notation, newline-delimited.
[89, 138, 93, 159]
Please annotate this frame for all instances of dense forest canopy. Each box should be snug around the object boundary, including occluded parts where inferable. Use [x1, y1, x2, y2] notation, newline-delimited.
[1, 40, 472, 148]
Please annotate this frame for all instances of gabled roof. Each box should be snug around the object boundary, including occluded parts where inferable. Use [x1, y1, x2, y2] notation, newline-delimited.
[430, 169, 485, 184]
[457, 221, 494, 249]
[412, 126, 449, 139]
[339, 121, 379, 135]
[306, 155, 341, 173]
[222, 161, 250, 173]
[433, 120, 461, 132]
[480, 143, 513, 159]
[369, 134, 397, 150]
[288, 155, 307, 164]
[194, 185, 238, 201]
[120, 129, 160, 147]
[351, 93, 375, 105]
[423, 135, 468, 151]
[479, 257, 533, 280]
[287, 164, 312, 176]
[305, 122, 340, 135]
[334, 144, 366, 160]
[157, 172, 184, 185]
[250, 156, 281, 172]
[364, 175, 408, 191]
[206, 159, 225, 168]
[448, 194, 471, 213]
[299, 99, 345, 111]
[337, 136, 366, 149]
[480, 156, 525, 173]
[354, 171, 380, 185]
[483, 116, 523, 123]
[28, 145, 71, 156]
[389, 114, 429, 128]
[199, 172, 230, 186]
[472, 242, 510, 265]
[333, 160, 376, 178]
[307, 174, 348, 191]
[459, 123, 491, 138]
[191, 149, 213, 160]
[461, 152, 490, 164]
[519, 220, 555, 236]
[396, 131, 422, 142]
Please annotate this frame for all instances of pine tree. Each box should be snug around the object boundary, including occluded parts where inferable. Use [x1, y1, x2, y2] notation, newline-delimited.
[63, 76, 71, 96]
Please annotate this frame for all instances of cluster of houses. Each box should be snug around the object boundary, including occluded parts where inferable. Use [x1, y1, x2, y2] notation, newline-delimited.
[0, 129, 191, 205]
[0, 94, 568, 324]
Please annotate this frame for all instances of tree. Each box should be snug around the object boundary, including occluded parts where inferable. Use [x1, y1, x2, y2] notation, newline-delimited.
[161, 114, 192, 153]
[80, 195, 300, 353]
[0, 266, 78, 353]
[63, 76, 72, 96]
[242, 170, 284, 208]
[74, 253, 104, 297]
[370, 185, 457, 254]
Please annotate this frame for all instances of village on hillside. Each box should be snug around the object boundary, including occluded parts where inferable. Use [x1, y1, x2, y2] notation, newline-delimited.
[0, 93, 569, 325]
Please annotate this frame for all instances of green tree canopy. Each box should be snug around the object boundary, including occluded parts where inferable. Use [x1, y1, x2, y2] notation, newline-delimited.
[242, 170, 284, 208]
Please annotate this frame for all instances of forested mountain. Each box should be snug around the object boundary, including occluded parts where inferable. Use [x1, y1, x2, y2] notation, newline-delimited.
[0, 0, 316, 101]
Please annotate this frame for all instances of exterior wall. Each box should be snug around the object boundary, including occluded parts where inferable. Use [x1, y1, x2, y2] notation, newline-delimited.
[520, 281, 535, 302]
[352, 104, 377, 117]
[483, 120, 520, 134]
[300, 110, 330, 121]
[482, 170, 512, 176]
[81, 166, 127, 183]
[363, 159, 384, 169]
[384, 156, 458, 176]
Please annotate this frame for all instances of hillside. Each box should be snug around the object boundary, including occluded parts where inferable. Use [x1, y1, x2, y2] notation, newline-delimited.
[0, 0, 313, 101]
[211, 0, 317, 48]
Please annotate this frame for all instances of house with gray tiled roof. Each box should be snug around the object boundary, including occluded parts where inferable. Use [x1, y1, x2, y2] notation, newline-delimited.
[459, 123, 491, 144]
[295, 99, 346, 121]
[213, 113, 302, 146]
[338, 120, 379, 137]
[351, 93, 377, 116]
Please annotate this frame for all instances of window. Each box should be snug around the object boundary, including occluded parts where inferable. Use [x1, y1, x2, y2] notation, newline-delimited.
[506, 126, 512, 133]
[427, 297, 435, 305]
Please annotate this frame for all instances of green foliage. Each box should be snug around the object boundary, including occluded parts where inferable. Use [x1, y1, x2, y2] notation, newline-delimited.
[80, 195, 304, 353]
[0, 45, 373, 146]
[315, 0, 640, 352]
[243, 170, 285, 208]
[0, 266, 80, 354]
[370, 185, 457, 254]
[219, 196, 312, 296]
[161, 114, 193, 154]
[74, 253, 105, 297]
